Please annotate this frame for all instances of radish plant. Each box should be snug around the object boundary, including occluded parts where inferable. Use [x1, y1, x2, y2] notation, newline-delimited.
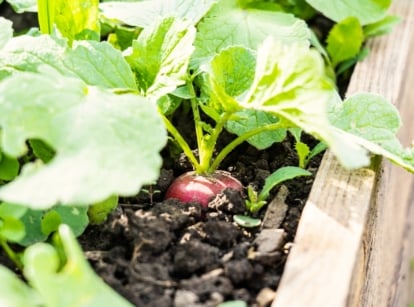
[0, 0, 413, 305]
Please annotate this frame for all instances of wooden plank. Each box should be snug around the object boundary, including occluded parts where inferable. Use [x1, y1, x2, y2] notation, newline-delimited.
[272, 1, 414, 306]
[355, 5, 414, 304]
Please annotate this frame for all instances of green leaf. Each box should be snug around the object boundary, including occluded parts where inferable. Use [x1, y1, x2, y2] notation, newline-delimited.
[326, 17, 363, 67]
[5, 0, 37, 13]
[0, 34, 68, 74]
[237, 38, 373, 169]
[41, 210, 61, 236]
[201, 46, 256, 114]
[363, 15, 402, 38]
[258, 166, 311, 201]
[0, 152, 19, 181]
[18, 209, 48, 245]
[329, 93, 414, 173]
[226, 110, 287, 149]
[0, 216, 25, 242]
[233, 215, 261, 228]
[99, 0, 217, 28]
[0, 17, 13, 49]
[305, 0, 392, 25]
[0, 68, 167, 208]
[43, 206, 89, 236]
[54, 0, 100, 44]
[0, 265, 43, 307]
[295, 141, 310, 168]
[126, 17, 196, 99]
[87, 195, 118, 225]
[23, 225, 134, 307]
[18, 205, 88, 246]
[191, 0, 310, 67]
[64, 40, 137, 90]
[0, 202, 28, 219]
[29, 139, 55, 163]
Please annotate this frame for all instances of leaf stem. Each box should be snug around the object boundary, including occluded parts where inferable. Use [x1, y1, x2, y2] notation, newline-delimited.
[37, 0, 55, 34]
[209, 122, 284, 173]
[0, 238, 23, 270]
[199, 112, 231, 173]
[160, 113, 201, 171]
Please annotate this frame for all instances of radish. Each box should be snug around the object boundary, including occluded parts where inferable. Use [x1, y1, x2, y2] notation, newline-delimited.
[165, 171, 243, 207]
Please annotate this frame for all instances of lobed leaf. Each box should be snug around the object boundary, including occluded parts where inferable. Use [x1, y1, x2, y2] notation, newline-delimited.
[126, 17, 196, 99]
[191, 0, 310, 68]
[64, 40, 137, 90]
[329, 93, 414, 173]
[237, 38, 372, 169]
[226, 110, 287, 150]
[17, 205, 89, 246]
[0, 68, 167, 208]
[99, 0, 217, 28]
[201, 46, 256, 114]
[23, 225, 133, 307]
[305, 0, 392, 25]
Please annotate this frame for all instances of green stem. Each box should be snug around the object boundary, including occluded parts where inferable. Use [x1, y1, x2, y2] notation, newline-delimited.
[198, 112, 231, 174]
[37, 0, 55, 34]
[160, 113, 200, 171]
[0, 238, 23, 270]
[209, 122, 284, 173]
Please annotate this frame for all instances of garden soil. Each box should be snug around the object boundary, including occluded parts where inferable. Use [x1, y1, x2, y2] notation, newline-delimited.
[78, 131, 322, 307]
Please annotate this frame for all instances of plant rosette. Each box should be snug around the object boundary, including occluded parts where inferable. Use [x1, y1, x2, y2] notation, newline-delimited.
[0, 0, 413, 306]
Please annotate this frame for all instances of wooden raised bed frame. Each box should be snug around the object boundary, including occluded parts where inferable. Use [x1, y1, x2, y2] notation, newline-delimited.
[273, 1, 414, 306]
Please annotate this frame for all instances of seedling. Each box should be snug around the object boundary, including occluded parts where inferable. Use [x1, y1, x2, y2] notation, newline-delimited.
[234, 166, 311, 228]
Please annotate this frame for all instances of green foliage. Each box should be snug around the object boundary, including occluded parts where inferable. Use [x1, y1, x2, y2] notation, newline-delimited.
[0, 203, 27, 242]
[0, 67, 166, 208]
[19, 225, 132, 307]
[0, 17, 13, 49]
[18, 205, 89, 246]
[326, 17, 363, 68]
[329, 93, 414, 173]
[0, 265, 42, 307]
[64, 40, 137, 90]
[0, 151, 19, 181]
[0, 1, 410, 305]
[245, 166, 311, 214]
[125, 17, 196, 99]
[305, 0, 392, 25]
[4, 0, 37, 13]
[87, 195, 118, 225]
[364, 15, 402, 38]
[100, 0, 217, 28]
[226, 110, 287, 150]
[191, 0, 310, 67]
[54, 0, 100, 43]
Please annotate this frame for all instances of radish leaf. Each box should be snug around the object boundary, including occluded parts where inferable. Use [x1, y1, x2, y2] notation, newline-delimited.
[126, 17, 196, 99]
[191, 0, 310, 67]
[305, 0, 391, 25]
[23, 225, 133, 306]
[99, 0, 217, 28]
[0, 68, 166, 208]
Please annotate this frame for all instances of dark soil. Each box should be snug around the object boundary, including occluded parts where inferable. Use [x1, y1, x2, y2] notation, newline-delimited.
[78, 131, 322, 307]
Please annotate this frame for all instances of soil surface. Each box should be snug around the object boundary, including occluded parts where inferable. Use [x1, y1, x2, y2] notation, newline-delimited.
[79, 131, 322, 307]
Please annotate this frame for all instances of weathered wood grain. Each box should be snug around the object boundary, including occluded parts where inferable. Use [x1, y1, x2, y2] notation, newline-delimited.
[272, 1, 414, 306]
